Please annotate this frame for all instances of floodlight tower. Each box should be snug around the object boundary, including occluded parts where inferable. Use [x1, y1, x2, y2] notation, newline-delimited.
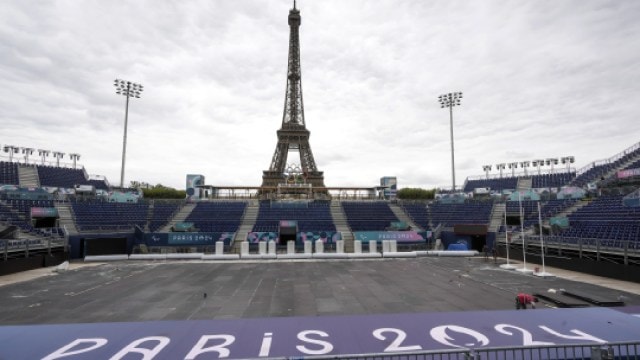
[561, 156, 575, 173]
[519, 161, 530, 176]
[438, 91, 463, 191]
[37, 149, 50, 165]
[52, 151, 65, 167]
[546, 158, 559, 174]
[532, 159, 545, 175]
[508, 162, 518, 177]
[69, 153, 81, 169]
[482, 165, 492, 179]
[21, 147, 34, 164]
[496, 163, 506, 178]
[3, 145, 19, 162]
[114, 79, 144, 188]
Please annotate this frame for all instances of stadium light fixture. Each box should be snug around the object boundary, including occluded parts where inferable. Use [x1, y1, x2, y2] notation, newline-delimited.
[37, 149, 50, 165]
[3, 145, 19, 162]
[532, 159, 545, 175]
[545, 158, 559, 174]
[482, 165, 492, 179]
[496, 163, 506, 178]
[114, 79, 144, 188]
[69, 153, 81, 169]
[52, 151, 65, 167]
[561, 156, 575, 173]
[519, 161, 530, 176]
[438, 91, 463, 191]
[21, 147, 34, 164]
[508, 162, 518, 177]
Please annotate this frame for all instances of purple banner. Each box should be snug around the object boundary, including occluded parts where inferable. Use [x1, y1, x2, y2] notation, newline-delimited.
[279, 220, 298, 227]
[618, 168, 640, 179]
[354, 231, 425, 243]
[3, 308, 639, 359]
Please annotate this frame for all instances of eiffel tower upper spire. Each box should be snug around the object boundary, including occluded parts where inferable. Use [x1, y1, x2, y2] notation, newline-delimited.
[283, 0, 304, 127]
[261, 3, 325, 190]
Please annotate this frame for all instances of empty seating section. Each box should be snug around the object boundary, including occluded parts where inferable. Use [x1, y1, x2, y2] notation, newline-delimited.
[540, 199, 578, 218]
[429, 201, 493, 228]
[623, 159, 640, 170]
[253, 201, 335, 232]
[0, 199, 63, 237]
[572, 163, 615, 188]
[506, 200, 538, 227]
[149, 202, 180, 232]
[506, 199, 577, 228]
[401, 203, 429, 229]
[0, 161, 19, 185]
[72, 201, 149, 231]
[572, 147, 640, 187]
[463, 177, 518, 192]
[37, 166, 87, 188]
[87, 179, 109, 190]
[560, 195, 640, 243]
[185, 201, 246, 233]
[342, 201, 398, 231]
[530, 172, 574, 188]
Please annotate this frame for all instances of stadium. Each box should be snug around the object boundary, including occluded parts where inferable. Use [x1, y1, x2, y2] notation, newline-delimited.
[2, 2, 640, 359]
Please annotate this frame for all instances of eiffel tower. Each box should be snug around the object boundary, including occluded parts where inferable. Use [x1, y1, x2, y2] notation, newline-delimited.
[261, 1, 325, 190]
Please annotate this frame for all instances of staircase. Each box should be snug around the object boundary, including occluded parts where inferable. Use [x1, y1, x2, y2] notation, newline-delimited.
[158, 203, 196, 232]
[516, 177, 532, 191]
[388, 203, 423, 231]
[144, 202, 154, 232]
[18, 165, 40, 187]
[232, 200, 259, 253]
[551, 199, 590, 219]
[330, 200, 354, 252]
[56, 203, 78, 234]
[488, 203, 505, 232]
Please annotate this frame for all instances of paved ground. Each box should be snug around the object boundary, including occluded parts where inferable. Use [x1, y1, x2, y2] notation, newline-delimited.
[1, 257, 639, 325]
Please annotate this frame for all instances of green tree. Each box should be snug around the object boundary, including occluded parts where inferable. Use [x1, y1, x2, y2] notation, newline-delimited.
[396, 187, 436, 200]
[142, 184, 186, 199]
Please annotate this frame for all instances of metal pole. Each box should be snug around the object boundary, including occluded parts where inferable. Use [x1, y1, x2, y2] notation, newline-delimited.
[538, 201, 546, 274]
[449, 104, 456, 192]
[504, 209, 510, 265]
[120, 85, 130, 188]
[519, 191, 528, 271]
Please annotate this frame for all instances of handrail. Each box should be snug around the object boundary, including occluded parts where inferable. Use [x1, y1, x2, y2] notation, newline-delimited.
[575, 141, 640, 176]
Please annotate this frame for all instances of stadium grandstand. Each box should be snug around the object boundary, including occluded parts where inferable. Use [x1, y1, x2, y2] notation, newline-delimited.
[1, 140, 640, 357]
[0, 140, 639, 273]
[2, 3, 640, 358]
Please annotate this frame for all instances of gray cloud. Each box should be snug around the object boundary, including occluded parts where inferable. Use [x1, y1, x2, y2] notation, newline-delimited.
[1, 0, 639, 190]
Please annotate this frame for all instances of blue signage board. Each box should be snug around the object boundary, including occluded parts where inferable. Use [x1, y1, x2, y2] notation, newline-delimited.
[142, 232, 235, 246]
[1, 308, 639, 359]
[354, 231, 425, 243]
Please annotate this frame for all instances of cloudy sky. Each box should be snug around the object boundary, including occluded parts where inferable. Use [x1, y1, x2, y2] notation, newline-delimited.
[1, 1, 639, 190]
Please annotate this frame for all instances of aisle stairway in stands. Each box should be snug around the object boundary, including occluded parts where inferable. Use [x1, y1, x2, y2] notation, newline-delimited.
[18, 165, 40, 188]
[55, 203, 78, 235]
[516, 177, 532, 191]
[543, 200, 589, 226]
[388, 203, 423, 232]
[159, 203, 195, 232]
[330, 200, 354, 252]
[233, 201, 259, 253]
[488, 203, 505, 232]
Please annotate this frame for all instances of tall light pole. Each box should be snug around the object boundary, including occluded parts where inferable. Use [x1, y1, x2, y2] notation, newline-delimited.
[52, 151, 64, 167]
[69, 153, 81, 169]
[438, 91, 463, 192]
[519, 161, 530, 176]
[37, 149, 50, 165]
[482, 165, 492, 179]
[114, 79, 143, 188]
[508, 162, 518, 177]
